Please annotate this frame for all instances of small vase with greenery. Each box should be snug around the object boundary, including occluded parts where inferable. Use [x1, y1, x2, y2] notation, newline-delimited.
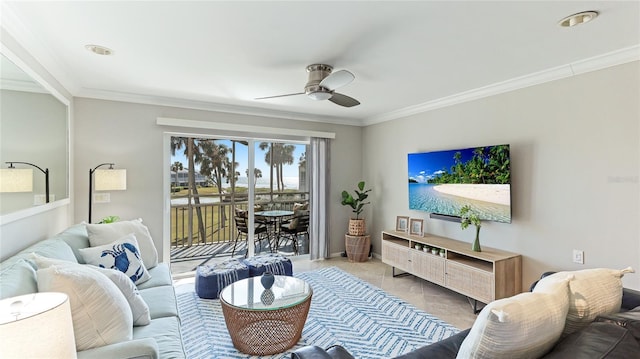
[99, 215, 120, 224]
[341, 181, 372, 236]
[460, 205, 482, 252]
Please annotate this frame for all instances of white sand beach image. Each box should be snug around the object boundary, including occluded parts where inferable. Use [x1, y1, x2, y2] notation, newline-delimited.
[433, 184, 510, 206]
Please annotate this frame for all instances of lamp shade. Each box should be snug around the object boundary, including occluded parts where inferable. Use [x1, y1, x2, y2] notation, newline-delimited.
[0, 292, 77, 358]
[0, 168, 33, 192]
[94, 169, 127, 191]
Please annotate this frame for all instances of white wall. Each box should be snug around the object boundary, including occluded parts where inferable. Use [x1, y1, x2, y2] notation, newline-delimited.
[73, 98, 363, 262]
[363, 61, 640, 290]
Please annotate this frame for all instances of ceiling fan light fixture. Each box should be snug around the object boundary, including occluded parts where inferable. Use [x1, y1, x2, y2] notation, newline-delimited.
[307, 91, 332, 101]
[559, 11, 598, 27]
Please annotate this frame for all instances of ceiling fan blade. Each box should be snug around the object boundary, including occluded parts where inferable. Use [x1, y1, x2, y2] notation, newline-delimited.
[329, 93, 360, 107]
[255, 92, 304, 100]
[319, 70, 355, 91]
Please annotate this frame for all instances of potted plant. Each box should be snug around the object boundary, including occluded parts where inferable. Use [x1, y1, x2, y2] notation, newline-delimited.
[341, 181, 372, 236]
[460, 205, 482, 252]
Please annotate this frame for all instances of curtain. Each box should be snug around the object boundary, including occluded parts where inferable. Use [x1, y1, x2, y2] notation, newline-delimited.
[309, 137, 330, 260]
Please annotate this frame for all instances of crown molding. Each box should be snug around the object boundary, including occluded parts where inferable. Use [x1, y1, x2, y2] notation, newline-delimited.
[76, 88, 363, 126]
[363, 45, 640, 126]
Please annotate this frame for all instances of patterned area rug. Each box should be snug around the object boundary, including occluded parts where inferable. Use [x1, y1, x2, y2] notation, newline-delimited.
[178, 266, 459, 358]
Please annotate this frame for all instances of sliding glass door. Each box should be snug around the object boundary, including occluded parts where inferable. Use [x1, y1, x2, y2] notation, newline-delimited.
[169, 135, 309, 271]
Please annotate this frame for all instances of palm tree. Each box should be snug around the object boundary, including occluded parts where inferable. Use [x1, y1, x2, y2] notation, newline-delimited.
[171, 161, 183, 188]
[170, 137, 206, 245]
[259, 142, 295, 191]
[199, 140, 233, 196]
[246, 168, 262, 190]
[199, 140, 241, 229]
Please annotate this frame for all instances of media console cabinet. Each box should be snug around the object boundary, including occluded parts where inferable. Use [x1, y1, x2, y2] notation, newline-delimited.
[382, 230, 522, 308]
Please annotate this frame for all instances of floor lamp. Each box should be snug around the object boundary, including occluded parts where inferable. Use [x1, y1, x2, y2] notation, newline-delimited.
[89, 163, 126, 223]
[0, 162, 49, 203]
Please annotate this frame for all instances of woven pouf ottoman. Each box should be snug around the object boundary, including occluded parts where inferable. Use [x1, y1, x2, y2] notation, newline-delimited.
[195, 258, 249, 299]
[243, 253, 293, 277]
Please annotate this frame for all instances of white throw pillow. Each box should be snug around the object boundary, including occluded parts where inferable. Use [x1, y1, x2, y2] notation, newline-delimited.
[36, 264, 133, 351]
[29, 253, 151, 326]
[534, 267, 634, 335]
[93, 267, 151, 326]
[456, 277, 571, 359]
[79, 234, 151, 285]
[86, 218, 158, 269]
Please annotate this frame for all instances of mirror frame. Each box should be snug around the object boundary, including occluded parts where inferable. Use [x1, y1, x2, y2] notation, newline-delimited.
[0, 43, 71, 225]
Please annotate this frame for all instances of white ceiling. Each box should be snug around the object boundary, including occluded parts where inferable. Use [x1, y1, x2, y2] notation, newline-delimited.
[2, 1, 639, 126]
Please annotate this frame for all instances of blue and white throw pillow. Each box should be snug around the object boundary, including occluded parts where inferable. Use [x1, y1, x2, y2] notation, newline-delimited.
[79, 233, 151, 285]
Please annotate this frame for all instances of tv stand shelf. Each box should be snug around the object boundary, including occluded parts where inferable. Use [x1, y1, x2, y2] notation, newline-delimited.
[381, 230, 522, 305]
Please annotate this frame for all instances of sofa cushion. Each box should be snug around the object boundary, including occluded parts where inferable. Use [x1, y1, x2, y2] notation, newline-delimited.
[29, 253, 150, 326]
[535, 267, 634, 335]
[133, 316, 186, 359]
[137, 262, 173, 290]
[139, 285, 179, 319]
[595, 306, 640, 342]
[457, 276, 570, 359]
[93, 267, 151, 326]
[0, 259, 37, 299]
[52, 224, 90, 263]
[36, 264, 133, 351]
[79, 234, 151, 285]
[542, 322, 640, 359]
[10, 238, 78, 264]
[86, 218, 158, 269]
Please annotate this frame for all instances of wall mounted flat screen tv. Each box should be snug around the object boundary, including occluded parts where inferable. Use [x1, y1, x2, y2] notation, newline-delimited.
[408, 144, 511, 223]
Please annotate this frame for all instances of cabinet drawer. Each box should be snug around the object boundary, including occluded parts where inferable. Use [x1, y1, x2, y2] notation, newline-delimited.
[382, 241, 410, 272]
[410, 251, 445, 285]
[445, 261, 494, 303]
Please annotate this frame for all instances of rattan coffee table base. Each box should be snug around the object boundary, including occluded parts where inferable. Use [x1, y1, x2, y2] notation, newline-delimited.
[220, 294, 312, 355]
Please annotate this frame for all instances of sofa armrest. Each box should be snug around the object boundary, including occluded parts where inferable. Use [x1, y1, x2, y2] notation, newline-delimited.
[622, 288, 640, 311]
[76, 338, 159, 359]
[393, 329, 471, 359]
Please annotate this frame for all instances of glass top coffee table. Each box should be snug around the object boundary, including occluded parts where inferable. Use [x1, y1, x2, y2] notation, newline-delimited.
[219, 275, 313, 355]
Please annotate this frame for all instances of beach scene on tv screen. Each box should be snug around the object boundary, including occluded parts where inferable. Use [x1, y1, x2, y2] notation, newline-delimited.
[408, 145, 511, 223]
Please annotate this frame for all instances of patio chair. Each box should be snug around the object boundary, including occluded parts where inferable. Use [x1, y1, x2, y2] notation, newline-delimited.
[232, 214, 269, 257]
[279, 213, 309, 255]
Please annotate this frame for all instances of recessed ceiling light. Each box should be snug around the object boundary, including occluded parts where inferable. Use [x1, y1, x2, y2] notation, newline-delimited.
[559, 11, 599, 27]
[85, 44, 113, 56]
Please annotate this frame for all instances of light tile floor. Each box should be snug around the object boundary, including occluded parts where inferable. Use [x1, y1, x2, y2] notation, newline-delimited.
[172, 256, 478, 330]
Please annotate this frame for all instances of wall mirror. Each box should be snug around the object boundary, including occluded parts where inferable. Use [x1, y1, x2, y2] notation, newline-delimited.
[0, 52, 70, 220]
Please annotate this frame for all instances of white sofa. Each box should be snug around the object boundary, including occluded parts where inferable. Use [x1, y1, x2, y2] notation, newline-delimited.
[0, 223, 186, 359]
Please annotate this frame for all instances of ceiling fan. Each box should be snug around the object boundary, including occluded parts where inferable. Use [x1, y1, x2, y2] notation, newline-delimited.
[255, 64, 360, 107]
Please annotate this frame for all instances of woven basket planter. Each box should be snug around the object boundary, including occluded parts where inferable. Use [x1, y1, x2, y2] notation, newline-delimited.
[345, 234, 370, 262]
[348, 219, 366, 236]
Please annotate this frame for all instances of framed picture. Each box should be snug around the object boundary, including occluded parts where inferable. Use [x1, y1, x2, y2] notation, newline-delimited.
[396, 216, 409, 232]
[410, 218, 424, 237]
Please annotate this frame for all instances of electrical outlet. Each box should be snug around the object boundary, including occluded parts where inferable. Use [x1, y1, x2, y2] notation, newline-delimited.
[573, 249, 584, 264]
[93, 193, 111, 203]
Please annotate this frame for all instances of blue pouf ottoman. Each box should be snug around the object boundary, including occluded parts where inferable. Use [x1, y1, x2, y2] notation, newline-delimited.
[195, 258, 249, 299]
[243, 253, 293, 277]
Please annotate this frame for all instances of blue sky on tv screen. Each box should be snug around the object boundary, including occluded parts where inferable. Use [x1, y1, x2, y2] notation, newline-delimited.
[408, 147, 478, 183]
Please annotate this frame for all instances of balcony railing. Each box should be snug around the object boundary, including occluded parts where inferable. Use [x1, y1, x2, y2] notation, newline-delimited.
[169, 191, 309, 263]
